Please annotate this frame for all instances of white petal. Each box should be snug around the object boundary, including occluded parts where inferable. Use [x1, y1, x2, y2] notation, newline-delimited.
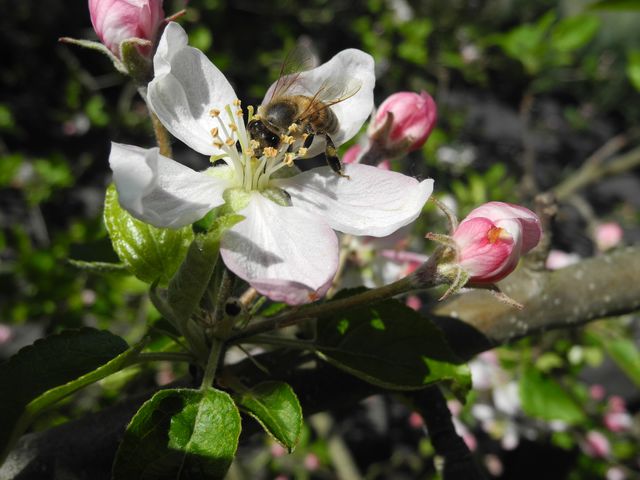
[220, 193, 339, 305]
[274, 163, 433, 237]
[262, 49, 375, 149]
[148, 22, 238, 156]
[109, 142, 227, 228]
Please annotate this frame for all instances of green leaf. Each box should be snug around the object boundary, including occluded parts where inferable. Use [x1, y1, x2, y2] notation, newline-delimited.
[104, 184, 194, 286]
[235, 381, 302, 452]
[113, 387, 242, 480]
[599, 337, 640, 387]
[519, 367, 586, 424]
[315, 295, 462, 390]
[0, 328, 132, 461]
[589, 0, 640, 10]
[626, 50, 640, 91]
[551, 15, 600, 53]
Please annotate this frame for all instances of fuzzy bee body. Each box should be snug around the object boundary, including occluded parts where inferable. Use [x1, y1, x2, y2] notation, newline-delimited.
[247, 48, 361, 177]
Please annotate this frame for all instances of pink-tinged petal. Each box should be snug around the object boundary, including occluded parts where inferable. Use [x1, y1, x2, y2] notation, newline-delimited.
[465, 201, 542, 253]
[454, 217, 516, 281]
[262, 49, 375, 152]
[109, 142, 227, 228]
[148, 22, 238, 157]
[274, 163, 433, 237]
[220, 193, 339, 305]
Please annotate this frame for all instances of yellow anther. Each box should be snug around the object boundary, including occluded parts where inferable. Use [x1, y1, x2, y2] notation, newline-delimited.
[229, 123, 238, 132]
[288, 123, 299, 133]
[214, 141, 223, 148]
[263, 147, 278, 157]
[236, 109, 243, 117]
[233, 99, 241, 106]
[284, 153, 295, 166]
[249, 140, 260, 150]
[281, 135, 295, 144]
[210, 127, 219, 138]
[209, 108, 221, 117]
[301, 133, 309, 139]
[297, 147, 308, 157]
[225, 138, 235, 147]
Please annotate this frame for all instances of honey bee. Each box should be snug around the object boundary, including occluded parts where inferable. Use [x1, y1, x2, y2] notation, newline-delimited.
[248, 47, 362, 177]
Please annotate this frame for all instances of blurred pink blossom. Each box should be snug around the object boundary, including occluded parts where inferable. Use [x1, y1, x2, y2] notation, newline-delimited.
[453, 202, 542, 283]
[0, 324, 12, 344]
[608, 395, 627, 413]
[606, 466, 627, 480]
[546, 249, 581, 270]
[89, 0, 165, 57]
[589, 384, 606, 401]
[405, 295, 422, 311]
[270, 443, 287, 458]
[582, 431, 610, 458]
[303, 453, 320, 471]
[408, 411, 424, 429]
[604, 412, 633, 432]
[595, 222, 623, 252]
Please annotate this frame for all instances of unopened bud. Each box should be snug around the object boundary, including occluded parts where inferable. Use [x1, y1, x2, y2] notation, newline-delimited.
[367, 91, 437, 158]
[89, 0, 165, 59]
[452, 202, 542, 284]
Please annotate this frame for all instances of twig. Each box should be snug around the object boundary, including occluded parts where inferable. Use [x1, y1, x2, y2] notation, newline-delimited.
[410, 386, 487, 480]
[553, 145, 640, 201]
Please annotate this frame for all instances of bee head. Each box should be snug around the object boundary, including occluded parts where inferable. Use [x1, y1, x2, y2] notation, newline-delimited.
[248, 119, 280, 149]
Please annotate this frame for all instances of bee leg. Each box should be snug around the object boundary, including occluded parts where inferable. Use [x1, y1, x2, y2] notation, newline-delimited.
[303, 132, 315, 149]
[324, 135, 349, 179]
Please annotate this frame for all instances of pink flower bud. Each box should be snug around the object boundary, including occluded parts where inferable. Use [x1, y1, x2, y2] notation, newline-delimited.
[369, 91, 437, 155]
[453, 202, 542, 283]
[89, 0, 165, 57]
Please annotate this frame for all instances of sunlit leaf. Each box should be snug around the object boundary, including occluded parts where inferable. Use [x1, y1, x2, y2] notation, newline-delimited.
[104, 184, 194, 286]
[519, 367, 586, 424]
[113, 388, 241, 480]
[236, 381, 302, 452]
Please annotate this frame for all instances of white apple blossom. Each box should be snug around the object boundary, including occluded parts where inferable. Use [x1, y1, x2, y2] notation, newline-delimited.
[109, 22, 434, 304]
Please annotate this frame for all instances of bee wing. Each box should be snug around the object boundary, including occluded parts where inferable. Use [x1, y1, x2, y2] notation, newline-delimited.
[298, 76, 363, 119]
[268, 45, 315, 101]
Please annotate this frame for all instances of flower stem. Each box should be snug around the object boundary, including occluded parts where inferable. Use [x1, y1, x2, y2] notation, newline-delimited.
[134, 352, 196, 364]
[150, 111, 173, 158]
[230, 261, 440, 344]
[200, 338, 224, 390]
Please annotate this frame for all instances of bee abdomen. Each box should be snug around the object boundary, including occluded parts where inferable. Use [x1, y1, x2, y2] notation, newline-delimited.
[324, 108, 339, 135]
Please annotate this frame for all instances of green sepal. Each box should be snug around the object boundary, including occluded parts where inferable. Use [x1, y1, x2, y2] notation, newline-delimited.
[59, 37, 127, 74]
[120, 38, 153, 84]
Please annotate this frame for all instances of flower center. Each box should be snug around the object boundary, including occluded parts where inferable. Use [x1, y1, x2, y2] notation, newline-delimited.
[207, 101, 307, 193]
[487, 226, 508, 244]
